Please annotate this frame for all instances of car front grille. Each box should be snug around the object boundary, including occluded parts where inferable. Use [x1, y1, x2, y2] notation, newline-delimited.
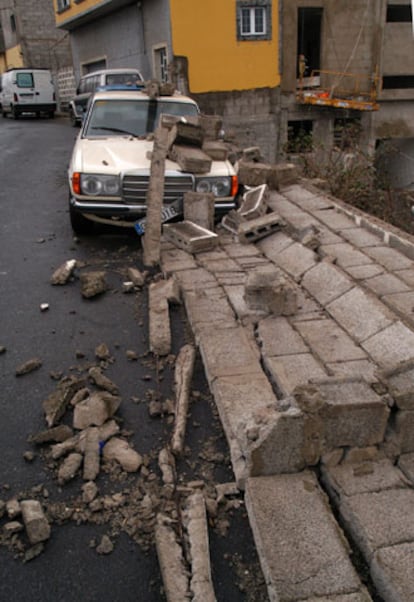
[122, 174, 194, 205]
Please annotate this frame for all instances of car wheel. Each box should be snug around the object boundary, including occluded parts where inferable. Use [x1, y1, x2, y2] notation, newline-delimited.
[12, 106, 19, 119]
[69, 203, 94, 235]
[48, 111, 55, 119]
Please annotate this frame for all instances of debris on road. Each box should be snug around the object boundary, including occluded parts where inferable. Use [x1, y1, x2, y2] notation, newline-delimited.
[171, 344, 196, 456]
[80, 271, 107, 298]
[15, 357, 42, 376]
[20, 500, 51, 545]
[50, 259, 77, 285]
[40, 303, 49, 312]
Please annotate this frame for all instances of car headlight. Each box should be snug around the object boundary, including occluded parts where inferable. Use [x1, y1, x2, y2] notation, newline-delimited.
[80, 174, 121, 196]
[195, 176, 231, 198]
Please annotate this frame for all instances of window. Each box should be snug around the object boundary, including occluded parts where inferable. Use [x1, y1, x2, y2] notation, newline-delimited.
[287, 120, 313, 153]
[297, 8, 323, 77]
[386, 4, 412, 22]
[334, 118, 361, 150]
[382, 75, 414, 89]
[237, 1, 271, 41]
[10, 14, 16, 33]
[57, 0, 70, 12]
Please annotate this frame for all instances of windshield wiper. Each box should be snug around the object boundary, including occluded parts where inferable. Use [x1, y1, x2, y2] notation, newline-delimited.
[91, 126, 139, 137]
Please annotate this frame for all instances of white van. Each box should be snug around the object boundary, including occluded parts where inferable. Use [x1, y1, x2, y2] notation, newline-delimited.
[0, 68, 56, 119]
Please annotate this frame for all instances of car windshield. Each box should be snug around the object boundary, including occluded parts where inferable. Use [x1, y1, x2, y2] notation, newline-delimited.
[84, 98, 199, 138]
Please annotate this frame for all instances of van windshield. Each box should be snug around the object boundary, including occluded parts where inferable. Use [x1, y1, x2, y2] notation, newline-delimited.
[16, 73, 34, 88]
[84, 98, 199, 138]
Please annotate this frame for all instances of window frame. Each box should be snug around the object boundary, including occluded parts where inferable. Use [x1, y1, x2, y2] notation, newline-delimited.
[236, 0, 272, 41]
[56, 0, 70, 13]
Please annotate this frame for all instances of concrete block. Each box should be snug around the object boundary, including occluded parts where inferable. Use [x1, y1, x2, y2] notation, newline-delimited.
[245, 473, 363, 601]
[149, 280, 171, 356]
[183, 288, 237, 339]
[163, 221, 218, 253]
[272, 241, 317, 281]
[319, 243, 372, 268]
[244, 268, 298, 315]
[237, 211, 284, 244]
[364, 245, 413, 271]
[273, 162, 298, 187]
[169, 145, 212, 174]
[264, 354, 327, 396]
[313, 209, 356, 231]
[237, 160, 275, 188]
[202, 140, 228, 160]
[362, 321, 414, 368]
[317, 378, 389, 448]
[257, 316, 308, 356]
[379, 359, 414, 409]
[183, 191, 215, 230]
[239, 184, 269, 220]
[295, 319, 367, 363]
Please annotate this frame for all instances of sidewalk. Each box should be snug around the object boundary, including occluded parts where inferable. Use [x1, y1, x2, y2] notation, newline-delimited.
[159, 181, 414, 601]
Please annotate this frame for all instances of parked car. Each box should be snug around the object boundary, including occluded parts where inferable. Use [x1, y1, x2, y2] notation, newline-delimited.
[0, 68, 56, 119]
[69, 68, 144, 127]
[68, 86, 238, 234]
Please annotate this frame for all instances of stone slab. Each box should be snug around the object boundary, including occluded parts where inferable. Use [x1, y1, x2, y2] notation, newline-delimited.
[198, 325, 263, 381]
[197, 256, 241, 272]
[340, 227, 382, 248]
[364, 246, 413, 271]
[257, 316, 308, 356]
[271, 242, 317, 281]
[322, 459, 409, 501]
[382, 291, 414, 325]
[362, 321, 414, 368]
[221, 242, 263, 258]
[320, 243, 372, 268]
[301, 262, 354, 306]
[326, 360, 377, 383]
[245, 472, 363, 601]
[338, 488, 414, 561]
[184, 289, 237, 338]
[223, 284, 268, 324]
[295, 319, 367, 363]
[344, 264, 384, 281]
[303, 594, 372, 602]
[313, 209, 356, 230]
[394, 410, 414, 453]
[394, 267, 414, 287]
[282, 185, 334, 210]
[160, 246, 198, 274]
[173, 267, 217, 292]
[397, 452, 414, 484]
[264, 354, 327, 396]
[256, 231, 294, 261]
[327, 287, 394, 343]
[363, 273, 410, 296]
[371, 542, 414, 602]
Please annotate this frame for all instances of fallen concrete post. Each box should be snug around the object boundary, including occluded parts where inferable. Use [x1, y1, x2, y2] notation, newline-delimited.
[155, 514, 191, 602]
[149, 280, 172, 356]
[143, 125, 169, 267]
[158, 447, 176, 486]
[183, 492, 216, 602]
[171, 344, 196, 455]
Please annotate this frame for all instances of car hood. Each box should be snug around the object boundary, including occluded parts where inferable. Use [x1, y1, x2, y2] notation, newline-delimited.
[70, 136, 234, 176]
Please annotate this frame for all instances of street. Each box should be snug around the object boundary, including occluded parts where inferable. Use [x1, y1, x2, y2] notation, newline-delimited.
[0, 115, 266, 601]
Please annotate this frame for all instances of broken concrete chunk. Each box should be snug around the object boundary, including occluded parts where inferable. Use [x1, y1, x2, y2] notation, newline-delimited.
[73, 391, 121, 430]
[126, 267, 147, 287]
[83, 427, 100, 481]
[244, 268, 298, 315]
[4, 521, 23, 535]
[183, 191, 215, 231]
[202, 140, 228, 161]
[95, 343, 111, 361]
[30, 424, 73, 445]
[58, 452, 83, 484]
[88, 366, 119, 395]
[155, 514, 191, 602]
[15, 358, 42, 376]
[168, 145, 212, 174]
[20, 500, 51, 544]
[50, 435, 80, 460]
[158, 448, 176, 485]
[379, 359, 414, 410]
[6, 498, 21, 519]
[82, 481, 98, 504]
[239, 184, 269, 220]
[98, 419, 120, 441]
[80, 271, 107, 298]
[42, 376, 86, 428]
[168, 120, 204, 149]
[50, 259, 76, 285]
[237, 211, 284, 244]
[171, 344, 196, 456]
[96, 534, 114, 555]
[102, 437, 143, 472]
[149, 281, 172, 357]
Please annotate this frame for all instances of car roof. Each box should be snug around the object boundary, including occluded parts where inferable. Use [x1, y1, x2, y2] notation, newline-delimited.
[81, 68, 143, 79]
[90, 89, 198, 104]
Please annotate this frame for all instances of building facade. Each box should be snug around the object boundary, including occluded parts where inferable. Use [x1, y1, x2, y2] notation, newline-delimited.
[0, 0, 73, 108]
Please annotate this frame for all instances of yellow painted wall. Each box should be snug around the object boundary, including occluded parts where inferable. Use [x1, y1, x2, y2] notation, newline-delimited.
[54, 0, 102, 27]
[169, 0, 280, 93]
[1, 45, 24, 71]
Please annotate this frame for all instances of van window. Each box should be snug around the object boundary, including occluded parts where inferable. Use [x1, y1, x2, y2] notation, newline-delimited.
[16, 72, 34, 88]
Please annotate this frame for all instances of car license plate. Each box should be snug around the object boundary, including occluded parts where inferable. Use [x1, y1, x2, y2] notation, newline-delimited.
[134, 201, 181, 235]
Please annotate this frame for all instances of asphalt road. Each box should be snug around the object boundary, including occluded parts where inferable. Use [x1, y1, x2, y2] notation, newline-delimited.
[0, 114, 266, 601]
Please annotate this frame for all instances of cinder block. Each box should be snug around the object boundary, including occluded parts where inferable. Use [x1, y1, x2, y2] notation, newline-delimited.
[163, 221, 218, 253]
[239, 184, 269, 220]
[238, 212, 284, 244]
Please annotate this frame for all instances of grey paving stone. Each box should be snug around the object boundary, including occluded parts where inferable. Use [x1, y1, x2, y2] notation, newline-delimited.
[183, 289, 237, 339]
[313, 209, 356, 230]
[173, 267, 218, 291]
[295, 319, 367, 363]
[301, 262, 354, 306]
[339, 488, 414, 561]
[267, 199, 319, 231]
[197, 256, 241, 272]
[214, 271, 246, 286]
[362, 321, 414, 368]
[198, 325, 263, 380]
[364, 246, 414, 271]
[282, 185, 334, 210]
[382, 291, 414, 326]
[394, 267, 414, 286]
[322, 459, 409, 501]
[394, 410, 414, 453]
[371, 542, 414, 602]
[160, 246, 198, 273]
[257, 316, 308, 356]
[340, 227, 382, 248]
[363, 273, 410, 296]
[271, 241, 317, 281]
[264, 354, 327, 396]
[317, 227, 344, 245]
[327, 287, 394, 343]
[256, 230, 294, 261]
[344, 264, 385, 281]
[221, 242, 263, 258]
[319, 243, 372, 268]
[245, 472, 363, 601]
[223, 284, 267, 324]
[234, 255, 272, 270]
[326, 360, 377, 383]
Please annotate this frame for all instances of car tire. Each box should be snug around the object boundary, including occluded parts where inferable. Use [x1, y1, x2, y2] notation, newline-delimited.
[69, 203, 94, 235]
[12, 106, 19, 119]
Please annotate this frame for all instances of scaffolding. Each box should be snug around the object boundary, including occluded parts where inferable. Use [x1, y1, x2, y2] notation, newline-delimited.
[296, 69, 380, 111]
